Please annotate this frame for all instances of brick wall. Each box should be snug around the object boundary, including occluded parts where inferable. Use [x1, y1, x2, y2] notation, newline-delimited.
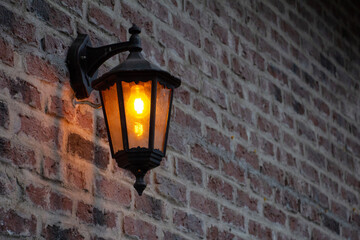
[0, 0, 359, 239]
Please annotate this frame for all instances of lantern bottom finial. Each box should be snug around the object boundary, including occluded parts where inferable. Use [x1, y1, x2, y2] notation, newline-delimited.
[134, 173, 146, 196]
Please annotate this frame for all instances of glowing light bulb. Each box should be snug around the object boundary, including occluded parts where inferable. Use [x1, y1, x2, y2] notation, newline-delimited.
[134, 122, 144, 136]
[134, 98, 144, 114]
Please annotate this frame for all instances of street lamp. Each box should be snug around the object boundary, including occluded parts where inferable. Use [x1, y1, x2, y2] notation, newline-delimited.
[66, 25, 181, 195]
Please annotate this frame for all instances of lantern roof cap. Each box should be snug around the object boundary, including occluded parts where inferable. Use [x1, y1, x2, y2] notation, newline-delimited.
[92, 51, 181, 90]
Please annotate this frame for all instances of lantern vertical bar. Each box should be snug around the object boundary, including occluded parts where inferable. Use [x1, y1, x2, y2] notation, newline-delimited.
[148, 79, 157, 150]
[100, 91, 116, 157]
[162, 89, 174, 155]
[117, 81, 129, 150]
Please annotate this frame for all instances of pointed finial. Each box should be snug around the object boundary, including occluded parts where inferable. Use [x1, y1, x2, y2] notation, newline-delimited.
[134, 174, 146, 196]
[129, 24, 141, 35]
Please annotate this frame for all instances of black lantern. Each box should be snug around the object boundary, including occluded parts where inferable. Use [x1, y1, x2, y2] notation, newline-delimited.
[66, 25, 181, 195]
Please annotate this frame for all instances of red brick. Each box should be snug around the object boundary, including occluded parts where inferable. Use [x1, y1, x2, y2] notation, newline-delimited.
[190, 192, 218, 218]
[172, 15, 201, 47]
[0, 73, 41, 109]
[248, 220, 272, 240]
[231, 56, 256, 84]
[300, 202, 321, 224]
[174, 107, 201, 133]
[27, 1, 70, 34]
[263, 204, 286, 225]
[76, 202, 116, 228]
[0, 37, 13, 66]
[207, 175, 233, 201]
[175, 157, 202, 185]
[262, 162, 285, 184]
[50, 191, 72, 214]
[48, 95, 74, 121]
[248, 173, 272, 197]
[212, 23, 228, 45]
[163, 231, 187, 240]
[201, 81, 227, 109]
[275, 189, 299, 213]
[0, 137, 36, 169]
[13, 17, 36, 44]
[248, 90, 270, 114]
[280, 20, 300, 45]
[207, 226, 237, 240]
[236, 144, 259, 170]
[341, 187, 358, 205]
[222, 115, 248, 141]
[121, 2, 153, 34]
[300, 161, 319, 183]
[257, 115, 280, 141]
[222, 160, 245, 183]
[231, 20, 256, 44]
[155, 174, 186, 205]
[173, 209, 203, 236]
[53, 0, 83, 16]
[0, 208, 36, 237]
[288, 216, 310, 238]
[230, 100, 253, 125]
[205, 127, 231, 152]
[193, 98, 217, 123]
[25, 54, 61, 83]
[320, 173, 338, 195]
[0, 101, 9, 129]
[250, 132, 274, 156]
[311, 228, 332, 240]
[64, 163, 87, 190]
[296, 121, 316, 142]
[75, 107, 94, 132]
[95, 175, 131, 206]
[258, 37, 280, 61]
[135, 193, 164, 220]
[191, 144, 220, 170]
[236, 189, 258, 212]
[271, 29, 288, 52]
[26, 184, 49, 209]
[139, 0, 169, 22]
[67, 133, 93, 161]
[42, 224, 84, 240]
[158, 29, 185, 59]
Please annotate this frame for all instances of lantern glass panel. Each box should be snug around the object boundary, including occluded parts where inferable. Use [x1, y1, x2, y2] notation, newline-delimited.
[101, 83, 123, 154]
[154, 82, 172, 152]
[122, 81, 152, 148]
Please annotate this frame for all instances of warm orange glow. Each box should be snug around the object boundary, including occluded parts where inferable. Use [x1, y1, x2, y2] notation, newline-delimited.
[134, 122, 144, 136]
[125, 84, 150, 137]
[134, 98, 144, 114]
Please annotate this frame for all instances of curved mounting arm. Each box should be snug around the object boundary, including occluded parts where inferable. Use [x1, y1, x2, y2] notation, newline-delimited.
[66, 25, 142, 99]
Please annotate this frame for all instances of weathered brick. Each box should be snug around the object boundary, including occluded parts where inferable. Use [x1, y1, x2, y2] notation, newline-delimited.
[190, 192, 218, 218]
[248, 220, 272, 240]
[263, 204, 286, 225]
[50, 191, 72, 214]
[42, 225, 84, 240]
[27, 0, 73, 34]
[76, 201, 116, 228]
[0, 137, 36, 168]
[175, 156, 202, 185]
[0, 37, 14, 66]
[173, 209, 203, 237]
[95, 175, 131, 206]
[236, 189, 258, 212]
[0, 208, 36, 237]
[155, 174, 186, 205]
[26, 184, 49, 209]
[135, 193, 164, 220]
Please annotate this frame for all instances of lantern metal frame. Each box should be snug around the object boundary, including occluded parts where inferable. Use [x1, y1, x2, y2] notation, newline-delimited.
[66, 25, 181, 195]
